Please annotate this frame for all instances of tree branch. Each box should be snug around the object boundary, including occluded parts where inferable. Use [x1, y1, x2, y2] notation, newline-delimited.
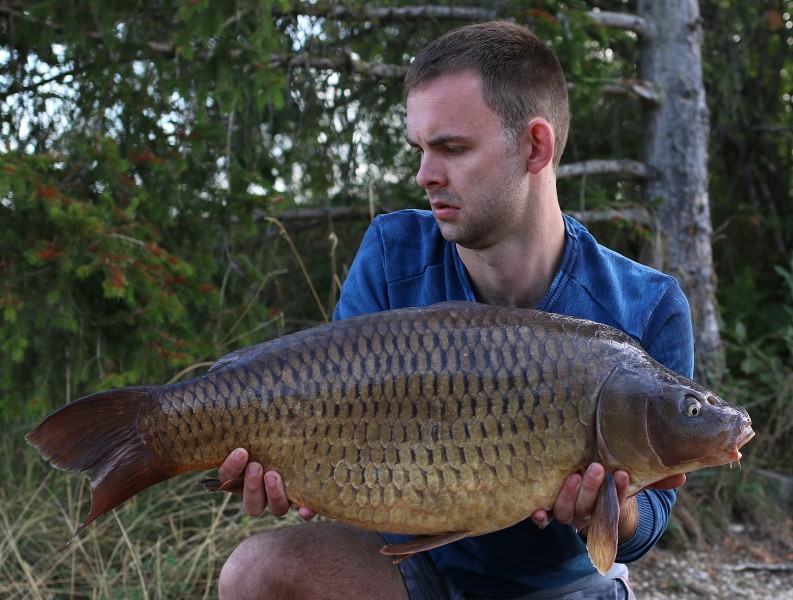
[267, 206, 386, 223]
[2, 4, 656, 98]
[270, 52, 409, 79]
[567, 207, 654, 227]
[255, 158, 658, 232]
[3, 65, 80, 97]
[271, 4, 498, 22]
[558, 159, 656, 180]
[586, 11, 653, 38]
[598, 79, 660, 104]
[261, 203, 656, 233]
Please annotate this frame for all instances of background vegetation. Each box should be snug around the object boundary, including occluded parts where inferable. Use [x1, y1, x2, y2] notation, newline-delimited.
[1, 0, 792, 597]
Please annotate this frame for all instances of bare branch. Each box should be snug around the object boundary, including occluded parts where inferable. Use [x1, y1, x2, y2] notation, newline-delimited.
[599, 79, 660, 104]
[3, 65, 80, 97]
[262, 204, 656, 233]
[269, 207, 384, 222]
[568, 78, 660, 104]
[276, 55, 660, 100]
[585, 10, 653, 38]
[271, 4, 498, 22]
[567, 207, 654, 227]
[269, 53, 408, 79]
[558, 160, 656, 180]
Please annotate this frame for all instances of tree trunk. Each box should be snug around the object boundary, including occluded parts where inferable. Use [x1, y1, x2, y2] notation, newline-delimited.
[638, 0, 723, 382]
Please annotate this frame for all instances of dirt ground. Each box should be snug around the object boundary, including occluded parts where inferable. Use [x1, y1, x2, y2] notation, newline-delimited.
[628, 527, 793, 599]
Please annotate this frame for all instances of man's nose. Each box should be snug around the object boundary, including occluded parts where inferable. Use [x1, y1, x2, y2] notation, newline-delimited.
[415, 153, 446, 189]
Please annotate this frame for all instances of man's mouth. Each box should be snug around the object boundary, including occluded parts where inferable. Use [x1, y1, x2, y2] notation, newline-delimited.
[430, 199, 460, 220]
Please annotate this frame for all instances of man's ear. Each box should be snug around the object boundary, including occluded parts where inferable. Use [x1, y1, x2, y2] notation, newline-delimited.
[521, 118, 555, 175]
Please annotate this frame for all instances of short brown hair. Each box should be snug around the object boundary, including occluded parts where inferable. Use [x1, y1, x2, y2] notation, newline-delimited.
[405, 21, 569, 171]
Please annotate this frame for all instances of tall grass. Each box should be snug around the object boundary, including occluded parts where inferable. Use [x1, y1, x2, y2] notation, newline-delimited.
[1, 423, 301, 600]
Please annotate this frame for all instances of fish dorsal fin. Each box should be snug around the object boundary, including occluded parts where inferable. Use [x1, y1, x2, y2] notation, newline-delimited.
[379, 532, 471, 563]
[586, 472, 619, 575]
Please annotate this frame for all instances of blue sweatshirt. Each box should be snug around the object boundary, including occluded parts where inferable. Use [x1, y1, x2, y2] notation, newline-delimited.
[333, 209, 694, 597]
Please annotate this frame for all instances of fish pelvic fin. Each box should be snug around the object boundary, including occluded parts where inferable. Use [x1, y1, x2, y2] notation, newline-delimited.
[585, 471, 619, 576]
[198, 476, 244, 495]
[26, 386, 173, 539]
[380, 531, 471, 564]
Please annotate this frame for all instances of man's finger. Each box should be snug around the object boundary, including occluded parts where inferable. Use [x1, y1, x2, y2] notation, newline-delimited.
[264, 470, 291, 517]
[218, 447, 249, 482]
[297, 506, 317, 521]
[531, 509, 551, 529]
[612, 470, 631, 506]
[242, 462, 267, 517]
[574, 463, 605, 517]
[646, 473, 686, 491]
[552, 473, 583, 524]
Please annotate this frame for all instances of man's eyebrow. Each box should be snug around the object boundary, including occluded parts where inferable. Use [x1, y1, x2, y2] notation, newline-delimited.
[406, 134, 472, 148]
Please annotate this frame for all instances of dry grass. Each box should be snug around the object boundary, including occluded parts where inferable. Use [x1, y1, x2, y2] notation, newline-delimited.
[2, 424, 299, 600]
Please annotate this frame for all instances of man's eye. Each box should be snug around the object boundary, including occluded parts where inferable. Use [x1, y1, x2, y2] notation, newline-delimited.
[446, 146, 464, 155]
[410, 146, 423, 155]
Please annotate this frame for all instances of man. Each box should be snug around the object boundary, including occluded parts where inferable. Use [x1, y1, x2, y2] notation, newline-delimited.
[217, 21, 692, 599]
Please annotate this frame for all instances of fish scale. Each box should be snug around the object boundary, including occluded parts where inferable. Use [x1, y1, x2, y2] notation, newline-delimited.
[27, 301, 754, 574]
[141, 304, 606, 534]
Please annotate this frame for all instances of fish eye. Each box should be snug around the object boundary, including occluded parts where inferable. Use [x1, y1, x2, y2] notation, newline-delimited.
[684, 397, 702, 418]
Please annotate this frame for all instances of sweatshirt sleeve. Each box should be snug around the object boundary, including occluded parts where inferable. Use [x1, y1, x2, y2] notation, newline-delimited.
[641, 284, 695, 379]
[333, 220, 390, 321]
[616, 488, 676, 563]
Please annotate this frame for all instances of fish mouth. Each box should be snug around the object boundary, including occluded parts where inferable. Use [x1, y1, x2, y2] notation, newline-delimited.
[689, 417, 755, 470]
[727, 422, 756, 463]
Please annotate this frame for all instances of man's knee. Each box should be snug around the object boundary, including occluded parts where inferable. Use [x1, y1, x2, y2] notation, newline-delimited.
[218, 523, 408, 600]
[219, 530, 295, 600]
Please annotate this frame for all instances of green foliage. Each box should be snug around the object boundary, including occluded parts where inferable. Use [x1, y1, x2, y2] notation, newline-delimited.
[724, 257, 793, 469]
[702, 0, 793, 344]
[1, 143, 212, 417]
[0, 1, 303, 417]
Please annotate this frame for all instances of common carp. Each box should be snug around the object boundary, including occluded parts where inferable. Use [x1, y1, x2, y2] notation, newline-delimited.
[27, 301, 754, 574]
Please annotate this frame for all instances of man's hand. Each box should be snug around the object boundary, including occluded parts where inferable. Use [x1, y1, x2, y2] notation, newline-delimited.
[530, 463, 686, 542]
[218, 448, 316, 520]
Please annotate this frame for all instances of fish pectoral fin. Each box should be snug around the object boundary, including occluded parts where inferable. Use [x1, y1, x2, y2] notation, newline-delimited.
[380, 531, 471, 564]
[198, 477, 244, 495]
[586, 471, 619, 576]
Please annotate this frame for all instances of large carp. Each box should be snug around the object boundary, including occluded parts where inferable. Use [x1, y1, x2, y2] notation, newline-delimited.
[27, 301, 753, 574]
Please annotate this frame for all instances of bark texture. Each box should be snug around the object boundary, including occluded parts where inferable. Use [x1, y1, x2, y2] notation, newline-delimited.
[638, 0, 723, 382]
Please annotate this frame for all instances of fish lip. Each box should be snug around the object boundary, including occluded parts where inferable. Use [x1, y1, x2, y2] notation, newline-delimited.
[726, 422, 755, 462]
[735, 424, 755, 449]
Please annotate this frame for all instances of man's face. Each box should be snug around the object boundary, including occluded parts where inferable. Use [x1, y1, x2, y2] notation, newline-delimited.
[406, 71, 529, 250]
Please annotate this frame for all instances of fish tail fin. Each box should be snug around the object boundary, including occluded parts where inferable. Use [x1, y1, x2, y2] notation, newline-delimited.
[26, 386, 175, 538]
